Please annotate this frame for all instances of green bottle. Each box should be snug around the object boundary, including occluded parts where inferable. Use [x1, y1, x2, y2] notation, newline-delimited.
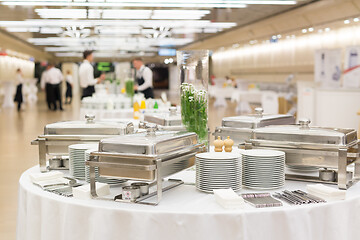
[154, 101, 158, 109]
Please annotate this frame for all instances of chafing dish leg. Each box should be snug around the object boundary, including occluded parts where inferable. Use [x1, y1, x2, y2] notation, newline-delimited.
[338, 148, 348, 189]
[155, 159, 162, 204]
[38, 138, 48, 172]
[90, 166, 98, 198]
[355, 143, 360, 179]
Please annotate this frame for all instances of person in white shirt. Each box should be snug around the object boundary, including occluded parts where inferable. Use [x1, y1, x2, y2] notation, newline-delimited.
[41, 63, 64, 111]
[14, 68, 24, 112]
[65, 70, 73, 104]
[132, 57, 154, 99]
[79, 50, 105, 99]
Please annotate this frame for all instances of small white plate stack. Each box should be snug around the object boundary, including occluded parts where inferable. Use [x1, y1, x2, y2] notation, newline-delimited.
[195, 152, 241, 193]
[69, 144, 99, 180]
[242, 149, 285, 190]
[84, 149, 126, 185]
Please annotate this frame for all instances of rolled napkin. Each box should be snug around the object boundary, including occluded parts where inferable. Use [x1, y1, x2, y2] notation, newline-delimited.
[72, 183, 110, 200]
[30, 171, 64, 182]
[213, 189, 246, 209]
[307, 184, 346, 201]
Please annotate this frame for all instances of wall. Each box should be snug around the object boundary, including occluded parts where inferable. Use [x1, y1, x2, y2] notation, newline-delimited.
[0, 30, 52, 61]
[0, 56, 34, 82]
[212, 25, 360, 83]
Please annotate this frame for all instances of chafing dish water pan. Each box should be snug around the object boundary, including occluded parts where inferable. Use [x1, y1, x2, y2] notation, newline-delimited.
[214, 108, 295, 144]
[245, 119, 360, 189]
[87, 124, 205, 205]
[32, 115, 135, 172]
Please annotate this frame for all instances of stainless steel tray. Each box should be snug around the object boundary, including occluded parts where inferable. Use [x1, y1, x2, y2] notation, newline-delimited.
[144, 107, 182, 126]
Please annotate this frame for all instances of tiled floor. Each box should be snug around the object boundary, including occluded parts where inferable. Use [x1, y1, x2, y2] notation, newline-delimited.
[0, 92, 236, 239]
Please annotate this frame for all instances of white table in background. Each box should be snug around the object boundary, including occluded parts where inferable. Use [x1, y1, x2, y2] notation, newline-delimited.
[2, 81, 15, 108]
[17, 166, 360, 240]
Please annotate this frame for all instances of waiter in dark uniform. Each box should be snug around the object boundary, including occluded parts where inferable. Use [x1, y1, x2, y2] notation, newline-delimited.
[79, 50, 105, 99]
[132, 57, 154, 99]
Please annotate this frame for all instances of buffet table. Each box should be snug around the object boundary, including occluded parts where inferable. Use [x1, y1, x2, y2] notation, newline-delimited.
[17, 166, 360, 240]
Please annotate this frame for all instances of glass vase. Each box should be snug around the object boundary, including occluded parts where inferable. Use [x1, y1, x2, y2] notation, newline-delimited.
[177, 50, 209, 145]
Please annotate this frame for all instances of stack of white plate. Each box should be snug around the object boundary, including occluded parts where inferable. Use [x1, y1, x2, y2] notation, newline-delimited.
[242, 149, 285, 190]
[69, 144, 99, 180]
[195, 152, 241, 193]
[84, 149, 126, 185]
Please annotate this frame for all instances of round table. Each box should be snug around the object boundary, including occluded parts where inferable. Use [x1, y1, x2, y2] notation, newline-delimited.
[17, 166, 360, 240]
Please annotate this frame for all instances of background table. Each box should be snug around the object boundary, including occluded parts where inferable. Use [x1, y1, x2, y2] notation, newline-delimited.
[17, 166, 360, 240]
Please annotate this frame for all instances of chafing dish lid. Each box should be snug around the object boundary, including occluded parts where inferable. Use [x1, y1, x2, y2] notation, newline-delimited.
[44, 115, 134, 135]
[252, 119, 357, 146]
[222, 108, 295, 129]
[99, 130, 197, 155]
[144, 107, 182, 126]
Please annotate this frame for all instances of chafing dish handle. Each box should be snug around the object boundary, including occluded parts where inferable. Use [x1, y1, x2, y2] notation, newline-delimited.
[85, 160, 156, 171]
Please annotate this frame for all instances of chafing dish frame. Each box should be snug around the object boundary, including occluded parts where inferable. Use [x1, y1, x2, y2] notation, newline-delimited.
[86, 142, 206, 205]
[214, 108, 296, 144]
[32, 115, 135, 172]
[244, 139, 360, 190]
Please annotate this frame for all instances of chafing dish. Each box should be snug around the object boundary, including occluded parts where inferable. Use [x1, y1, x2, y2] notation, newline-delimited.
[214, 108, 295, 144]
[143, 107, 186, 131]
[87, 124, 205, 205]
[32, 114, 135, 172]
[245, 119, 360, 189]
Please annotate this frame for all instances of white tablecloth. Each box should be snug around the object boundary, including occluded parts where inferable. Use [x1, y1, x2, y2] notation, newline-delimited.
[17, 166, 360, 240]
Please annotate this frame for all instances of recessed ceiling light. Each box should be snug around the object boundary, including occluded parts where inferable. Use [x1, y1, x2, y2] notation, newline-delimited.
[308, 27, 314, 32]
[344, 19, 350, 24]
[325, 27, 330, 32]
[354, 18, 359, 22]
[301, 29, 307, 33]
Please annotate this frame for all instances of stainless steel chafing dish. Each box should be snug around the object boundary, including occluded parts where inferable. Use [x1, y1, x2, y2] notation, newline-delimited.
[32, 114, 135, 172]
[244, 119, 360, 189]
[214, 108, 295, 144]
[87, 123, 205, 205]
[143, 106, 186, 131]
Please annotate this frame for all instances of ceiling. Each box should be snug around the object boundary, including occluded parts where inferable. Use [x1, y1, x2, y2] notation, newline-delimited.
[0, 0, 314, 61]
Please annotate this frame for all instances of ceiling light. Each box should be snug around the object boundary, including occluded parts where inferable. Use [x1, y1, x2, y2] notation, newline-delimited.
[0, 0, 298, 7]
[277, 34, 281, 38]
[344, 19, 350, 24]
[325, 27, 330, 32]
[0, 1, 247, 8]
[301, 29, 307, 33]
[6, 27, 39, 32]
[308, 27, 314, 32]
[271, 35, 277, 40]
[232, 43, 240, 48]
[354, 18, 359, 22]
[0, 19, 236, 29]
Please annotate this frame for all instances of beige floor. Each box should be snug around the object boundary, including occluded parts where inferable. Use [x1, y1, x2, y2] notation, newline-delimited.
[0, 92, 236, 239]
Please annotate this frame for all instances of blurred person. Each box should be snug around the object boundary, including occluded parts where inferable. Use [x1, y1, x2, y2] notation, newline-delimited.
[41, 63, 63, 111]
[79, 50, 105, 99]
[231, 77, 238, 88]
[14, 68, 24, 111]
[41, 65, 52, 110]
[132, 57, 154, 99]
[65, 70, 73, 104]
